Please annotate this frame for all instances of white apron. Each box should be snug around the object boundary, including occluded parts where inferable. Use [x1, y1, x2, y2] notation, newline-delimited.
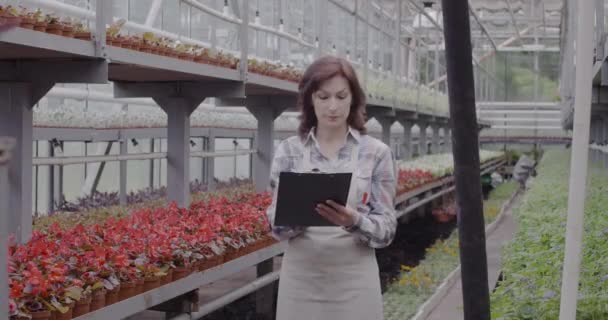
[276, 142, 384, 320]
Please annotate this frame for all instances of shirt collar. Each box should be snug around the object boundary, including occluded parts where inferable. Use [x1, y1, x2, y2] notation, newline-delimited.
[303, 126, 361, 146]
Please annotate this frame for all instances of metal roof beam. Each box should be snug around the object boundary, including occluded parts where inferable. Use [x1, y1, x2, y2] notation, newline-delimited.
[502, 0, 525, 46]
[468, 2, 498, 52]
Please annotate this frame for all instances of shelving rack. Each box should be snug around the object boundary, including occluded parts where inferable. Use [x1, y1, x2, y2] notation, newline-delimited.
[0, 0, 513, 319]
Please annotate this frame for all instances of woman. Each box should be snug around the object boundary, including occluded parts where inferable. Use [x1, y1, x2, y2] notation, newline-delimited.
[266, 56, 398, 320]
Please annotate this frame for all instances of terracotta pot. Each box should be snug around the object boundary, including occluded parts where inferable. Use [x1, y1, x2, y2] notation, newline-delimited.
[130, 42, 142, 51]
[52, 306, 73, 320]
[51, 301, 74, 320]
[143, 276, 161, 292]
[159, 268, 173, 285]
[74, 32, 91, 40]
[197, 259, 214, 272]
[118, 281, 137, 301]
[105, 284, 120, 305]
[71, 295, 92, 318]
[112, 39, 124, 48]
[172, 266, 191, 281]
[89, 289, 106, 312]
[19, 17, 35, 29]
[33, 22, 47, 32]
[135, 277, 145, 295]
[1, 15, 21, 26]
[23, 310, 52, 320]
[62, 26, 74, 38]
[139, 44, 152, 53]
[45, 23, 63, 36]
[159, 47, 170, 56]
[214, 255, 225, 267]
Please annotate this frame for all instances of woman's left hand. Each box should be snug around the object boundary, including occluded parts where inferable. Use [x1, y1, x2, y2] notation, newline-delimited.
[316, 200, 358, 227]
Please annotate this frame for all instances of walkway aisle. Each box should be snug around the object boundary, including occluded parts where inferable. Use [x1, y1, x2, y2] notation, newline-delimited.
[424, 195, 520, 320]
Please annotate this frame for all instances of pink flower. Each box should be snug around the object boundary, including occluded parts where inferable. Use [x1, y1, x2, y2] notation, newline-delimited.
[9, 298, 18, 315]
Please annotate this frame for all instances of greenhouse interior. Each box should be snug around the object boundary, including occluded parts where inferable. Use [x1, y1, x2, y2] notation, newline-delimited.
[0, 0, 604, 319]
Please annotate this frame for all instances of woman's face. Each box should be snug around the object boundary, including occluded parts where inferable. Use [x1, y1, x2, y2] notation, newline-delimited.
[312, 75, 352, 131]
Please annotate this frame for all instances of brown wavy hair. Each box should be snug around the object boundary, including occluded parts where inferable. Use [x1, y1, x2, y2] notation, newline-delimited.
[297, 56, 367, 139]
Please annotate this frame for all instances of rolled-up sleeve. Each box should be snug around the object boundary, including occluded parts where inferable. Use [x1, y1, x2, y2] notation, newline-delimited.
[344, 144, 397, 248]
[266, 140, 305, 241]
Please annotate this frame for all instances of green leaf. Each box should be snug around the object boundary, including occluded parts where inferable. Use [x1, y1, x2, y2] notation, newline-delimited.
[64, 286, 83, 301]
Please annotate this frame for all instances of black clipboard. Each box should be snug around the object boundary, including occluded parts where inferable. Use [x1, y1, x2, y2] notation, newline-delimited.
[274, 172, 352, 227]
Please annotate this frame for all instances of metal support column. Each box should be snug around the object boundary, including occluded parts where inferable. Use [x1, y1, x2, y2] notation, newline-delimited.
[150, 139, 155, 188]
[207, 131, 217, 191]
[156, 98, 202, 208]
[247, 105, 285, 192]
[246, 103, 286, 320]
[595, 0, 605, 62]
[55, 142, 64, 208]
[376, 116, 395, 146]
[115, 81, 244, 207]
[1, 51, 107, 242]
[418, 122, 429, 156]
[48, 141, 56, 212]
[559, 0, 595, 318]
[443, 125, 452, 153]
[431, 123, 440, 154]
[399, 119, 414, 160]
[0, 137, 14, 320]
[0, 83, 52, 243]
[119, 138, 128, 205]
[238, 0, 249, 79]
[408, 39, 417, 81]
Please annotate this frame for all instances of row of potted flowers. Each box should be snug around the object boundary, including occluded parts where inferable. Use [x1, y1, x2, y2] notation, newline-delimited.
[0, 6, 88, 38]
[1, 5, 303, 83]
[396, 169, 436, 196]
[9, 191, 276, 320]
[398, 150, 504, 178]
[396, 151, 504, 196]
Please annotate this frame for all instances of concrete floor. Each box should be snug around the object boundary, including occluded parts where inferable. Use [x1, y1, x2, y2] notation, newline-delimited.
[424, 195, 520, 320]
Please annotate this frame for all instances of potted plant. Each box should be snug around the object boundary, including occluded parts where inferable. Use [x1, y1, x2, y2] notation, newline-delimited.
[61, 18, 74, 37]
[32, 10, 47, 32]
[73, 22, 91, 40]
[106, 18, 125, 45]
[0, 5, 21, 26]
[175, 43, 191, 60]
[44, 14, 63, 36]
[9, 267, 54, 320]
[170, 239, 194, 281]
[136, 261, 166, 292]
[18, 7, 36, 30]
[116, 268, 137, 301]
[49, 284, 84, 320]
[141, 32, 157, 53]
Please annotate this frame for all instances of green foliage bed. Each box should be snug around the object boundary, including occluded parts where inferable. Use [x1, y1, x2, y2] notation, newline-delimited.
[491, 150, 608, 319]
[383, 181, 518, 320]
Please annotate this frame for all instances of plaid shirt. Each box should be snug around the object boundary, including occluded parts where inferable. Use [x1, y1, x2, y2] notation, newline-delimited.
[266, 127, 397, 248]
